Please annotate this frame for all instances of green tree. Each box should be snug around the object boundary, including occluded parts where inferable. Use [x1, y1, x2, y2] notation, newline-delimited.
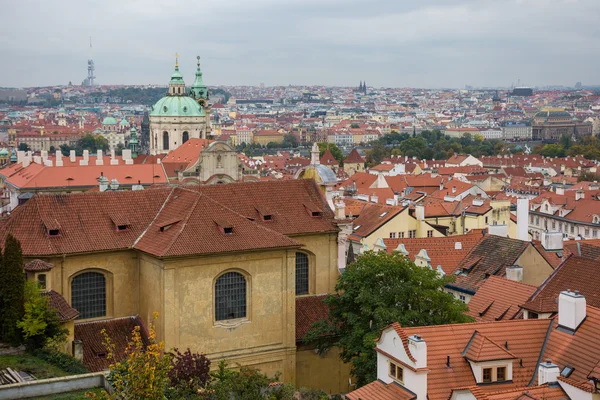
[304, 251, 472, 386]
[350, 123, 360, 129]
[578, 170, 600, 182]
[18, 143, 30, 152]
[94, 135, 109, 152]
[398, 137, 427, 158]
[317, 143, 344, 163]
[281, 133, 299, 148]
[17, 281, 68, 350]
[0, 234, 26, 345]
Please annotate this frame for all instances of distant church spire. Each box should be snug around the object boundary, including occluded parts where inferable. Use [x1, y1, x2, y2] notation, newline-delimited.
[311, 142, 320, 165]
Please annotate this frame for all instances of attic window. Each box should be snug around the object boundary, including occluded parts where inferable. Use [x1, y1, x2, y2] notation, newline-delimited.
[48, 229, 60, 236]
[311, 211, 322, 217]
[561, 366, 574, 378]
[214, 219, 233, 235]
[116, 224, 129, 231]
[263, 214, 273, 221]
[96, 352, 107, 359]
[304, 203, 323, 218]
[159, 219, 181, 232]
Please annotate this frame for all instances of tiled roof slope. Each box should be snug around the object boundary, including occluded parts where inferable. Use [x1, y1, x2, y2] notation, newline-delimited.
[402, 319, 552, 400]
[467, 276, 537, 322]
[451, 236, 531, 294]
[462, 330, 517, 362]
[384, 232, 483, 275]
[468, 384, 567, 400]
[295, 295, 330, 342]
[192, 180, 338, 236]
[521, 256, 600, 314]
[320, 149, 339, 166]
[74, 316, 149, 372]
[348, 203, 404, 240]
[24, 259, 55, 272]
[42, 290, 79, 321]
[343, 148, 365, 164]
[135, 189, 300, 257]
[1, 180, 336, 257]
[345, 380, 416, 400]
[544, 305, 600, 385]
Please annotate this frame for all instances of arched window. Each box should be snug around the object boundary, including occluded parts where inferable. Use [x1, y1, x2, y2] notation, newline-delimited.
[163, 132, 169, 150]
[296, 252, 309, 295]
[71, 272, 106, 319]
[182, 131, 189, 143]
[215, 272, 247, 321]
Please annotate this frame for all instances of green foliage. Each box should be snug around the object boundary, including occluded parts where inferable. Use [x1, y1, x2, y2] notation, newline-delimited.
[578, 170, 600, 182]
[18, 143, 30, 151]
[0, 234, 25, 345]
[297, 387, 329, 400]
[317, 142, 343, 163]
[0, 354, 74, 379]
[30, 349, 88, 375]
[304, 251, 473, 386]
[17, 281, 68, 350]
[166, 348, 211, 399]
[350, 123, 360, 129]
[281, 133, 299, 148]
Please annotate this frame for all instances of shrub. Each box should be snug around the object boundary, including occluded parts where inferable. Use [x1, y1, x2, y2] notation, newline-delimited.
[31, 349, 88, 374]
[166, 348, 211, 399]
[298, 387, 329, 400]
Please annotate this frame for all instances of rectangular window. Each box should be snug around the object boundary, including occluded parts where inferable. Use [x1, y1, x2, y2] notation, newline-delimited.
[594, 230, 598, 238]
[459, 295, 466, 303]
[535, 217, 539, 226]
[552, 221, 556, 229]
[427, 230, 433, 238]
[483, 368, 492, 383]
[530, 215, 534, 223]
[388, 361, 403, 382]
[496, 366, 506, 381]
[485, 216, 489, 224]
[389, 232, 396, 239]
[399, 232, 405, 238]
[571, 225, 575, 234]
[37, 274, 47, 290]
[409, 230, 416, 238]
[585, 229, 590, 237]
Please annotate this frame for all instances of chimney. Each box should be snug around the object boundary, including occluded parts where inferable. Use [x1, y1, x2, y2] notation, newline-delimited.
[415, 203, 425, 221]
[110, 148, 119, 165]
[109, 178, 120, 191]
[334, 197, 346, 220]
[122, 149, 133, 165]
[72, 340, 83, 361]
[408, 335, 427, 369]
[454, 242, 462, 250]
[505, 265, 523, 282]
[95, 149, 104, 165]
[537, 359, 560, 385]
[376, 172, 388, 189]
[516, 198, 529, 241]
[23, 157, 30, 168]
[41, 150, 48, 161]
[17, 150, 25, 164]
[98, 173, 109, 192]
[555, 185, 564, 196]
[558, 290, 586, 332]
[370, 195, 378, 203]
[69, 150, 76, 163]
[33, 155, 42, 164]
[452, 186, 457, 194]
[575, 190, 585, 201]
[55, 150, 63, 167]
[541, 231, 563, 251]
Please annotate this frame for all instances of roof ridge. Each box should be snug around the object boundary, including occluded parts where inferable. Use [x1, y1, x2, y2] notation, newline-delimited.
[160, 189, 204, 257]
[132, 187, 176, 248]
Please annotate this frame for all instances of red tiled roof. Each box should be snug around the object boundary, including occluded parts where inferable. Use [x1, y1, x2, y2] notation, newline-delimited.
[467, 276, 537, 322]
[42, 290, 79, 322]
[296, 295, 330, 342]
[344, 148, 365, 164]
[74, 316, 149, 372]
[463, 330, 518, 362]
[346, 380, 416, 400]
[521, 256, 600, 313]
[348, 203, 404, 239]
[1, 180, 337, 257]
[468, 384, 567, 400]
[384, 232, 483, 275]
[24, 259, 54, 272]
[320, 149, 339, 166]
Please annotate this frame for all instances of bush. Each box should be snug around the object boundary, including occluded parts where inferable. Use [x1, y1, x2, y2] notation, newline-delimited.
[297, 387, 329, 400]
[31, 349, 88, 374]
[166, 348, 211, 399]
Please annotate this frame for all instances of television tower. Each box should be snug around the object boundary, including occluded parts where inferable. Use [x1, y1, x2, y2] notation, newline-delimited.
[85, 37, 96, 86]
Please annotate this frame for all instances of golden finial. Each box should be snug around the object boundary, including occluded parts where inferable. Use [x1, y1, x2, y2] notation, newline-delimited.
[175, 52, 179, 68]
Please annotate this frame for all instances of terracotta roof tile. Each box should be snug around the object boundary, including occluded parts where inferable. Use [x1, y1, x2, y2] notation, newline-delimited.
[42, 290, 79, 322]
[343, 148, 365, 164]
[467, 276, 536, 322]
[74, 316, 149, 372]
[468, 384, 567, 400]
[345, 380, 416, 400]
[463, 330, 518, 362]
[521, 256, 600, 313]
[348, 203, 404, 239]
[24, 259, 55, 272]
[295, 295, 330, 342]
[320, 149, 339, 166]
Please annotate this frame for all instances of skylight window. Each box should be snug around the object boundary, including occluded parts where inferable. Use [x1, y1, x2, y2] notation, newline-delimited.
[560, 366, 574, 378]
[379, 212, 388, 217]
[353, 225, 361, 231]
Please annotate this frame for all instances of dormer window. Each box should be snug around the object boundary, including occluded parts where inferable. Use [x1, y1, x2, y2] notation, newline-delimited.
[48, 229, 60, 236]
[116, 224, 129, 231]
[214, 219, 233, 235]
[304, 203, 323, 218]
[159, 219, 181, 232]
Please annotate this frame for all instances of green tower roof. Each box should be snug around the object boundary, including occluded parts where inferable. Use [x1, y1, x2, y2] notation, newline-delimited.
[190, 56, 207, 100]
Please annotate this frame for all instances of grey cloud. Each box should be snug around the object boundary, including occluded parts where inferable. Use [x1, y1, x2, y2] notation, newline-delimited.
[0, 0, 598, 87]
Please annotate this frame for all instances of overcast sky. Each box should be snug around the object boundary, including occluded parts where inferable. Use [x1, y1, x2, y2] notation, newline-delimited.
[1, 0, 598, 88]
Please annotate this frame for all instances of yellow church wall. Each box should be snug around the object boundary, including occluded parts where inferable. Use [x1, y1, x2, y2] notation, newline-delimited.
[45, 251, 140, 321]
[158, 248, 297, 382]
[290, 232, 339, 295]
[138, 254, 165, 338]
[343, 162, 363, 177]
[296, 345, 352, 395]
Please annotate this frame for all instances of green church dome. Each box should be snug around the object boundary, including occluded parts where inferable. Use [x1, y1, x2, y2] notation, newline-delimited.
[102, 116, 117, 125]
[0, 148, 9, 156]
[150, 96, 205, 117]
[119, 118, 129, 126]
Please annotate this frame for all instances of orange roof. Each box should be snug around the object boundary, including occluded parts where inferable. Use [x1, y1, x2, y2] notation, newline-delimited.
[161, 138, 213, 172]
[320, 149, 339, 166]
[462, 330, 518, 362]
[344, 148, 365, 164]
[349, 202, 404, 239]
[468, 384, 567, 400]
[346, 380, 416, 400]
[384, 232, 483, 275]
[467, 276, 536, 322]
